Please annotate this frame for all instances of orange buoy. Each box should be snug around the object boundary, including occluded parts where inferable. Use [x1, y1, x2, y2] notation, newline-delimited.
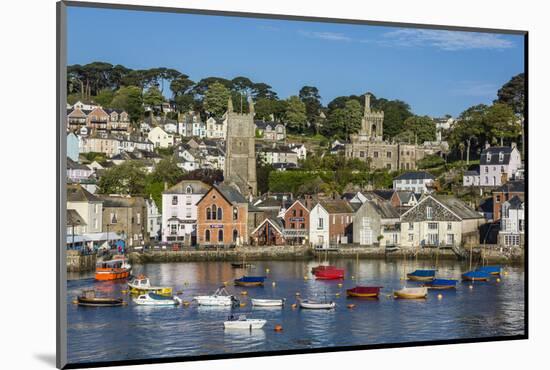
[347, 304, 355, 309]
[274, 324, 283, 332]
[291, 303, 297, 309]
[241, 291, 248, 295]
[240, 302, 246, 308]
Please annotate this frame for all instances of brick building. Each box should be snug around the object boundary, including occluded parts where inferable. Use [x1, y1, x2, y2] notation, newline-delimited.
[282, 200, 310, 244]
[492, 180, 525, 220]
[321, 199, 355, 244]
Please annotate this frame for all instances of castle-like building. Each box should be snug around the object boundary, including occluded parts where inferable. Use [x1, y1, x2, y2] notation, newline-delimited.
[345, 94, 443, 171]
[224, 97, 257, 197]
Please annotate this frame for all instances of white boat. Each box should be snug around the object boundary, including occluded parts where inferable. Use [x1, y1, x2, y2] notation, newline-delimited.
[193, 287, 239, 306]
[223, 315, 267, 329]
[128, 275, 173, 296]
[133, 293, 182, 306]
[251, 298, 286, 307]
[393, 287, 428, 299]
[299, 299, 336, 309]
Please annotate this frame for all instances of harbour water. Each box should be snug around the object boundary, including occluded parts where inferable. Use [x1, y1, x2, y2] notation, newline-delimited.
[67, 259, 525, 364]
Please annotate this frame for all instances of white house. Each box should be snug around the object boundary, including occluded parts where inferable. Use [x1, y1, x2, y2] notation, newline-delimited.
[499, 195, 524, 247]
[393, 171, 435, 193]
[288, 143, 307, 161]
[161, 180, 211, 244]
[145, 196, 162, 240]
[479, 145, 522, 186]
[309, 203, 330, 248]
[463, 170, 480, 186]
[352, 199, 400, 247]
[72, 100, 98, 111]
[163, 122, 178, 134]
[148, 126, 174, 148]
[67, 158, 93, 183]
[206, 116, 227, 139]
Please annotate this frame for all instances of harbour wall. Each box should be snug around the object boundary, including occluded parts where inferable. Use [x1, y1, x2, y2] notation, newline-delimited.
[66, 250, 97, 272]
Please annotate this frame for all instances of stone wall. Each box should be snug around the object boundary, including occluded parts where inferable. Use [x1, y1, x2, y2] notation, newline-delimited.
[66, 250, 97, 272]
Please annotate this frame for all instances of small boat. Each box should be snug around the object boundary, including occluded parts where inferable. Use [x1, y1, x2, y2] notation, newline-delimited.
[462, 270, 490, 281]
[224, 315, 267, 330]
[423, 279, 457, 290]
[406, 269, 436, 282]
[128, 275, 172, 296]
[77, 290, 124, 307]
[231, 262, 255, 269]
[314, 268, 344, 280]
[299, 299, 336, 309]
[234, 276, 267, 287]
[95, 257, 132, 281]
[346, 286, 383, 298]
[133, 293, 182, 306]
[193, 287, 239, 306]
[311, 265, 337, 274]
[251, 298, 286, 307]
[476, 265, 501, 275]
[393, 287, 428, 299]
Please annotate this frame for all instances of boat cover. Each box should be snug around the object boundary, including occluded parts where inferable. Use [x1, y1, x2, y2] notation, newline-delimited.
[429, 279, 457, 286]
[235, 276, 266, 282]
[463, 270, 490, 278]
[408, 269, 436, 277]
[476, 266, 501, 274]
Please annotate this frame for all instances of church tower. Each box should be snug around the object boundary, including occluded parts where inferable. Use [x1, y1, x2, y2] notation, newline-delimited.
[360, 93, 384, 141]
[224, 96, 257, 197]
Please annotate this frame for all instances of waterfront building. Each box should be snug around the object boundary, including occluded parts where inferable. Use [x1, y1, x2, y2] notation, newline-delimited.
[389, 191, 420, 208]
[148, 126, 174, 148]
[492, 180, 525, 220]
[250, 218, 286, 246]
[99, 195, 149, 249]
[498, 195, 525, 247]
[321, 199, 355, 244]
[282, 199, 310, 245]
[145, 196, 161, 241]
[309, 203, 330, 248]
[161, 180, 211, 245]
[80, 133, 121, 158]
[67, 107, 90, 131]
[196, 184, 250, 246]
[353, 198, 400, 247]
[393, 171, 435, 193]
[399, 195, 485, 249]
[224, 97, 257, 197]
[258, 145, 299, 167]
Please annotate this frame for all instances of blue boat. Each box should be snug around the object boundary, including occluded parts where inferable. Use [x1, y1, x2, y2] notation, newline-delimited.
[424, 279, 458, 290]
[234, 276, 267, 287]
[407, 269, 436, 281]
[462, 270, 490, 281]
[476, 265, 501, 275]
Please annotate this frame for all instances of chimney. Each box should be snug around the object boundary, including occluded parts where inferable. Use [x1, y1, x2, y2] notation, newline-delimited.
[164, 181, 168, 191]
[511, 142, 517, 149]
[485, 141, 491, 149]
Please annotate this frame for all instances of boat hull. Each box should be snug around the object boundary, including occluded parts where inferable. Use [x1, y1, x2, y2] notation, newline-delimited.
[314, 269, 344, 280]
[77, 297, 124, 307]
[193, 296, 235, 306]
[406, 275, 435, 282]
[234, 281, 264, 287]
[311, 265, 336, 274]
[95, 269, 130, 281]
[299, 301, 336, 309]
[346, 286, 382, 298]
[461, 275, 489, 281]
[251, 299, 285, 307]
[129, 286, 173, 296]
[224, 319, 266, 329]
[133, 295, 181, 306]
[393, 287, 428, 299]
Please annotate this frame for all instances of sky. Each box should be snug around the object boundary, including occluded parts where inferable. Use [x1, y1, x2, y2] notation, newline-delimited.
[67, 6, 525, 117]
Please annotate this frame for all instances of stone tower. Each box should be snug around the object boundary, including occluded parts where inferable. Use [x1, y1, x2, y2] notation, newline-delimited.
[224, 96, 257, 197]
[359, 94, 384, 141]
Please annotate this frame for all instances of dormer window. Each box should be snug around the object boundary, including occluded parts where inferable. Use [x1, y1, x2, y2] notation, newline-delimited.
[486, 153, 492, 162]
[426, 206, 433, 220]
[186, 185, 192, 194]
[499, 152, 504, 162]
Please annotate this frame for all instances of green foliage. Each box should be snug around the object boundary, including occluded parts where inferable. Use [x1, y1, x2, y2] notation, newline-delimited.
[299, 86, 322, 127]
[143, 86, 165, 110]
[204, 82, 231, 117]
[257, 164, 274, 194]
[149, 157, 185, 185]
[80, 152, 106, 163]
[111, 86, 143, 123]
[94, 89, 115, 107]
[324, 99, 363, 140]
[495, 73, 525, 116]
[417, 154, 445, 169]
[97, 161, 148, 195]
[155, 146, 175, 157]
[402, 115, 436, 143]
[284, 96, 307, 133]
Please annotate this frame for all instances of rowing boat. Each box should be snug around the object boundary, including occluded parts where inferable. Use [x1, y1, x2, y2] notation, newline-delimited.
[406, 269, 436, 282]
[251, 298, 285, 307]
[234, 276, 266, 286]
[423, 279, 457, 290]
[393, 287, 428, 299]
[314, 268, 344, 280]
[77, 290, 124, 307]
[299, 299, 336, 309]
[346, 286, 383, 298]
[193, 287, 239, 306]
[462, 270, 490, 281]
[224, 315, 266, 329]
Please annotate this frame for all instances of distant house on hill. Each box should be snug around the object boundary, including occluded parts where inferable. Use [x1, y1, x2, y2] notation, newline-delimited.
[393, 171, 435, 193]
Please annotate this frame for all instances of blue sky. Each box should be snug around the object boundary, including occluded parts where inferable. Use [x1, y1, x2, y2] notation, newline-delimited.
[67, 6, 524, 117]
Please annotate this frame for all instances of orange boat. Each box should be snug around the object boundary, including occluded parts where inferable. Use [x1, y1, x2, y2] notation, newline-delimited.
[95, 257, 132, 281]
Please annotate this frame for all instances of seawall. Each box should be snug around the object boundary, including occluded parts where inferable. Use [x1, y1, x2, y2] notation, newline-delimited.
[66, 250, 97, 272]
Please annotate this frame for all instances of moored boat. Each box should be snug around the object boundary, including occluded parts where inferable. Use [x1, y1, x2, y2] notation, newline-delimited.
[393, 287, 428, 299]
[476, 265, 501, 275]
[406, 269, 436, 282]
[77, 290, 124, 307]
[299, 299, 336, 309]
[346, 286, 383, 298]
[314, 268, 344, 280]
[193, 287, 239, 306]
[234, 276, 267, 286]
[133, 293, 182, 306]
[311, 265, 337, 274]
[231, 262, 255, 269]
[223, 315, 266, 329]
[95, 257, 131, 281]
[128, 275, 172, 296]
[251, 298, 285, 307]
[423, 279, 457, 290]
[462, 270, 490, 281]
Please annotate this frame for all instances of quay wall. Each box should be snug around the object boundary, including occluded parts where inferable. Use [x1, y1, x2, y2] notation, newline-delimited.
[66, 250, 97, 272]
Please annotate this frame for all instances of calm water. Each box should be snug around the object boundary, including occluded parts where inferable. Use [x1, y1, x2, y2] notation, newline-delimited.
[67, 259, 525, 364]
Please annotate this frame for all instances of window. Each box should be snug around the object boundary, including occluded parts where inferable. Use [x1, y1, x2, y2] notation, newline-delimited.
[292, 209, 296, 217]
[408, 222, 414, 230]
[486, 153, 492, 162]
[137, 213, 141, 225]
[212, 205, 217, 220]
[218, 229, 224, 243]
[205, 229, 210, 242]
[373, 151, 378, 158]
[360, 151, 365, 158]
[387, 151, 392, 158]
[217, 207, 223, 220]
[485, 167, 489, 174]
[170, 224, 177, 235]
[408, 234, 414, 242]
[186, 209, 191, 219]
[290, 223, 295, 229]
[501, 166, 505, 173]
[318, 218, 324, 229]
[428, 222, 438, 230]
[496, 195, 501, 202]
[299, 210, 303, 217]
[332, 216, 335, 225]
[233, 207, 238, 220]
[447, 222, 452, 230]
[426, 206, 433, 220]
[206, 208, 211, 220]
[233, 229, 238, 242]
[172, 196, 178, 205]
[519, 219, 525, 232]
[386, 164, 391, 169]
[185, 196, 191, 205]
[499, 152, 504, 162]
[446, 234, 455, 245]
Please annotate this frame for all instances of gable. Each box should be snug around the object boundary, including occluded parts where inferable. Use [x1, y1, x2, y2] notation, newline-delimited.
[401, 197, 461, 222]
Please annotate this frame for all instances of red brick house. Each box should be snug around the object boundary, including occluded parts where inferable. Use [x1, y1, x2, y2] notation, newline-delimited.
[196, 184, 249, 246]
[282, 199, 310, 244]
[492, 180, 524, 220]
[320, 199, 355, 244]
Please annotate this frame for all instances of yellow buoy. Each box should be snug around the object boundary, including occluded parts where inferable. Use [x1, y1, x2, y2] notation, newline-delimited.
[496, 278, 501, 283]
[437, 294, 443, 300]
[121, 290, 127, 294]
[183, 301, 190, 307]
[241, 291, 248, 295]
[295, 292, 300, 296]
[72, 299, 78, 304]
[337, 283, 343, 288]
[274, 324, 283, 332]
[303, 276, 308, 280]
[469, 285, 474, 290]
[223, 281, 228, 286]
[335, 293, 340, 297]
[266, 268, 270, 273]
[240, 302, 246, 308]
[272, 281, 276, 286]
[504, 271, 509, 276]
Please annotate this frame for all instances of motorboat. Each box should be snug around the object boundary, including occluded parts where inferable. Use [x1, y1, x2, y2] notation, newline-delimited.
[223, 315, 266, 329]
[299, 299, 336, 309]
[95, 256, 132, 281]
[128, 275, 172, 296]
[251, 298, 285, 307]
[393, 287, 428, 299]
[406, 269, 436, 282]
[77, 290, 124, 307]
[346, 286, 383, 298]
[193, 287, 239, 306]
[234, 276, 267, 287]
[133, 293, 182, 306]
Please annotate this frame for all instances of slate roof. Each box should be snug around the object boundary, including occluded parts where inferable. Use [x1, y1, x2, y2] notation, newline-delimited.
[496, 180, 525, 193]
[67, 184, 100, 202]
[395, 191, 414, 204]
[319, 199, 355, 214]
[99, 195, 145, 208]
[216, 184, 248, 204]
[369, 200, 401, 219]
[394, 171, 435, 181]
[67, 209, 86, 226]
[480, 147, 514, 165]
[67, 157, 91, 171]
[433, 195, 483, 220]
[506, 195, 524, 210]
[464, 170, 479, 176]
[163, 180, 210, 195]
[373, 190, 395, 201]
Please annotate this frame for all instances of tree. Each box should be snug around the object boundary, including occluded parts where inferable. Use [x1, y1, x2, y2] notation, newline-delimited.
[143, 86, 165, 112]
[495, 73, 525, 116]
[324, 99, 362, 139]
[170, 74, 194, 99]
[252, 82, 278, 100]
[174, 94, 195, 113]
[111, 86, 143, 123]
[299, 86, 322, 131]
[373, 99, 413, 139]
[450, 104, 487, 164]
[485, 103, 520, 146]
[94, 89, 115, 107]
[402, 115, 436, 144]
[204, 82, 231, 117]
[284, 96, 307, 133]
[97, 161, 148, 195]
[149, 157, 184, 186]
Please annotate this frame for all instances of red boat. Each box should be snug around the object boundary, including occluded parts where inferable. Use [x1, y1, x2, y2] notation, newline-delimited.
[315, 268, 344, 280]
[346, 286, 383, 298]
[311, 265, 337, 274]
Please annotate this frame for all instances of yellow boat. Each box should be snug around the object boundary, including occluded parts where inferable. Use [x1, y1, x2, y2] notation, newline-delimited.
[128, 276, 173, 296]
[393, 287, 428, 299]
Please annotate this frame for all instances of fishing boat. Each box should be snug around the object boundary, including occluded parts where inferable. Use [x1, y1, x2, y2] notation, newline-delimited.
[462, 270, 490, 281]
[231, 262, 255, 269]
[346, 286, 383, 298]
[234, 276, 267, 287]
[193, 287, 239, 306]
[133, 293, 182, 306]
[77, 290, 124, 307]
[251, 298, 285, 307]
[223, 315, 267, 329]
[299, 299, 336, 309]
[127, 275, 172, 296]
[423, 279, 457, 290]
[476, 265, 501, 275]
[314, 268, 344, 280]
[311, 265, 336, 274]
[95, 257, 131, 281]
[393, 287, 428, 299]
[406, 269, 436, 282]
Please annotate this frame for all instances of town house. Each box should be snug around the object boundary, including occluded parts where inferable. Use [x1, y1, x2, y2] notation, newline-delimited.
[309, 203, 330, 248]
[66, 184, 106, 249]
[282, 200, 310, 245]
[321, 199, 355, 244]
[492, 180, 524, 220]
[353, 199, 400, 247]
[206, 116, 227, 139]
[99, 195, 149, 248]
[499, 195, 525, 247]
[478, 145, 522, 186]
[393, 171, 435, 193]
[148, 126, 174, 148]
[250, 218, 286, 246]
